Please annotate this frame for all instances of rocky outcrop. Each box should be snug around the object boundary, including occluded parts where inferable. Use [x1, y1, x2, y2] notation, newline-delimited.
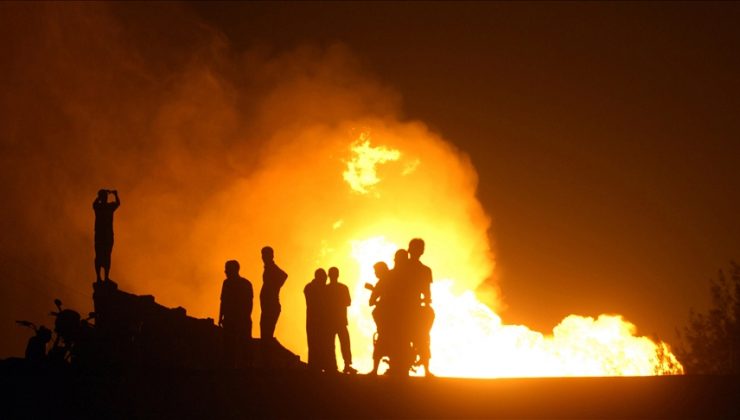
[92, 281, 302, 369]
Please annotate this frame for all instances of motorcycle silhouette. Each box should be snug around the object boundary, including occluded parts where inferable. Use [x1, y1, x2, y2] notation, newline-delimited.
[17, 298, 96, 366]
[365, 282, 427, 376]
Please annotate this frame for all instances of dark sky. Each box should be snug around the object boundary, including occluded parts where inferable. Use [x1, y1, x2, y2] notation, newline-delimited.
[1, 2, 739, 357]
[188, 2, 740, 340]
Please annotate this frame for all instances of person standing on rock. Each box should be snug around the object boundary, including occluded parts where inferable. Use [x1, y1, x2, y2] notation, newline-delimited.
[93, 189, 120, 283]
[219, 260, 254, 368]
[260, 246, 287, 341]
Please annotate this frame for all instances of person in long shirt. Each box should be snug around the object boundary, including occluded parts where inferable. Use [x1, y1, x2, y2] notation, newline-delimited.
[219, 260, 254, 368]
[368, 261, 391, 375]
[304, 268, 328, 371]
[326, 267, 357, 374]
[260, 246, 287, 341]
[406, 238, 434, 377]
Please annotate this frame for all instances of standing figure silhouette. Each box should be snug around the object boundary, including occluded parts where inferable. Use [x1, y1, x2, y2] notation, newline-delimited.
[219, 260, 253, 368]
[304, 268, 329, 372]
[260, 246, 287, 341]
[326, 267, 357, 374]
[407, 238, 434, 377]
[368, 261, 391, 375]
[93, 189, 120, 283]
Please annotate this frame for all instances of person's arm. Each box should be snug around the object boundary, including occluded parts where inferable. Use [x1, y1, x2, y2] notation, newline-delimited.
[367, 287, 378, 306]
[368, 281, 381, 306]
[111, 190, 120, 209]
[277, 265, 288, 287]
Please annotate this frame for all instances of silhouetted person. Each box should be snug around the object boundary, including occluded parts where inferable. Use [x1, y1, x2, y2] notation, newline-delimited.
[369, 262, 391, 316]
[25, 325, 52, 363]
[260, 246, 287, 341]
[407, 238, 434, 376]
[326, 267, 357, 374]
[219, 260, 253, 368]
[304, 268, 329, 371]
[386, 248, 417, 375]
[368, 261, 391, 375]
[93, 189, 120, 282]
[391, 248, 411, 306]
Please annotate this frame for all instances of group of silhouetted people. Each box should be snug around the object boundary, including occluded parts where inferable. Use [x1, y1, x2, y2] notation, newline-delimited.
[368, 238, 434, 376]
[93, 189, 434, 375]
[217, 247, 288, 367]
[301, 238, 436, 376]
[212, 239, 435, 375]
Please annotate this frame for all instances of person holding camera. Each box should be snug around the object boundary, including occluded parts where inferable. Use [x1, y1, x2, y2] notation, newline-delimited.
[93, 189, 120, 283]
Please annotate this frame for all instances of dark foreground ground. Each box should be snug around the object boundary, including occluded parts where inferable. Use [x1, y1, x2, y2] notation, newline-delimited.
[1, 362, 738, 419]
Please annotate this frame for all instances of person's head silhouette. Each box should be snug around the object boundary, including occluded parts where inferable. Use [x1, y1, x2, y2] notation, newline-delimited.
[373, 262, 389, 279]
[394, 249, 408, 268]
[261, 246, 274, 264]
[225, 260, 240, 279]
[314, 268, 327, 283]
[408, 238, 425, 261]
[328, 267, 339, 283]
[97, 189, 108, 202]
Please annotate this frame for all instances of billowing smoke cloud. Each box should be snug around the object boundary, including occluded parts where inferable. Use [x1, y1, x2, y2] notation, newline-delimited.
[0, 3, 497, 361]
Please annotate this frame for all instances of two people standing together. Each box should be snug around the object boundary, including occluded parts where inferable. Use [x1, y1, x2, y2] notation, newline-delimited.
[304, 266, 357, 374]
[218, 246, 287, 367]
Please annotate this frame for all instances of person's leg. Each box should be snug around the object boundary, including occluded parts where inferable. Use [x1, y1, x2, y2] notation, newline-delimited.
[102, 240, 113, 281]
[306, 324, 315, 369]
[94, 242, 103, 282]
[259, 309, 267, 340]
[422, 307, 435, 376]
[326, 331, 338, 372]
[271, 304, 281, 338]
[339, 326, 356, 373]
[371, 334, 380, 374]
[94, 260, 102, 283]
[260, 304, 280, 339]
[264, 307, 276, 338]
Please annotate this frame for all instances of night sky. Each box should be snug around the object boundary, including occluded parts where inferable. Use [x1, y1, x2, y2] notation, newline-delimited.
[2, 2, 740, 358]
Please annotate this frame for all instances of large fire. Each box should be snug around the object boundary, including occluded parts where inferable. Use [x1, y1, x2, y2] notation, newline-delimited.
[337, 132, 682, 377]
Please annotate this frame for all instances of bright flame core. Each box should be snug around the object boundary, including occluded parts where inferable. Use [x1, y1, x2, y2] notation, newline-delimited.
[341, 133, 683, 377]
[343, 131, 402, 194]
